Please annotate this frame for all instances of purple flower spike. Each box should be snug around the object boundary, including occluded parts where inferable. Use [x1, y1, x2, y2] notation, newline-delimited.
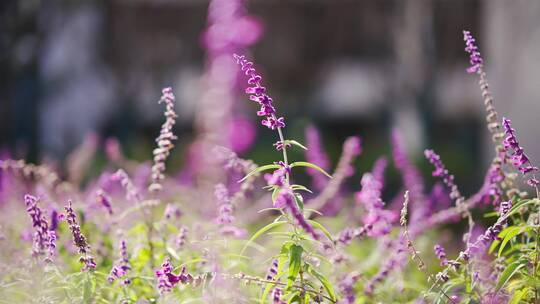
[424, 149, 464, 203]
[234, 54, 285, 131]
[434, 244, 449, 266]
[276, 188, 319, 240]
[25, 194, 55, 262]
[502, 118, 538, 186]
[463, 30, 484, 74]
[155, 259, 193, 294]
[65, 201, 96, 271]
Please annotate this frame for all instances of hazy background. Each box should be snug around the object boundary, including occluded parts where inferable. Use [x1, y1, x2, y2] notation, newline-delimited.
[1, 0, 540, 195]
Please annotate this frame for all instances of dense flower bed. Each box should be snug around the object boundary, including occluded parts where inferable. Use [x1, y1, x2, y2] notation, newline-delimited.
[0, 2, 539, 303]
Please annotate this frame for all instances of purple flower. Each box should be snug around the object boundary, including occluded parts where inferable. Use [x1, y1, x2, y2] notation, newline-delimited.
[305, 126, 331, 191]
[215, 183, 234, 225]
[337, 224, 372, 246]
[424, 150, 464, 204]
[155, 259, 193, 294]
[265, 259, 278, 281]
[463, 30, 484, 74]
[502, 117, 538, 186]
[24, 194, 50, 257]
[96, 189, 113, 215]
[234, 54, 285, 132]
[176, 226, 189, 248]
[112, 169, 142, 203]
[272, 287, 285, 304]
[338, 272, 360, 304]
[65, 201, 96, 271]
[356, 173, 396, 237]
[149, 87, 178, 192]
[276, 188, 319, 240]
[108, 240, 131, 285]
[433, 244, 448, 266]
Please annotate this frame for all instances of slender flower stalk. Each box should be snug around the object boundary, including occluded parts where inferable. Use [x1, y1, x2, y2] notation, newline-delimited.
[65, 200, 96, 271]
[424, 149, 475, 243]
[149, 87, 178, 193]
[112, 169, 142, 203]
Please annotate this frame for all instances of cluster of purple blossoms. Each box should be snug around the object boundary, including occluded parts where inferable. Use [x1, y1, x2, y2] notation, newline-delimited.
[264, 161, 290, 190]
[338, 272, 360, 304]
[391, 131, 426, 211]
[356, 172, 396, 237]
[275, 188, 318, 240]
[502, 118, 539, 186]
[65, 201, 96, 271]
[459, 200, 512, 262]
[271, 287, 285, 304]
[96, 189, 113, 215]
[337, 224, 372, 246]
[112, 169, 142, 203]
[155, 259, 193, 294]
[108, 240, 131, 285]
[25, 194, 56, 261]
[164, 203, 183, 220]
[265, 259, 278, 281]
[176, 226, 188, 248]
[215, 183, 234, 225]
[463, 30, 483, 74]
[234, 54, 285, 132]
[149, 87, 178, 192]
[305, 126, 331, 191]
[424, 150, 466, 208]
[433, 244, 449, 266]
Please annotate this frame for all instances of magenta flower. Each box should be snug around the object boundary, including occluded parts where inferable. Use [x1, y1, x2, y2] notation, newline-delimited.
[108, 240, 131, 285]
[65, 201, 96, 271]
[234, 54, 285, 133]
[305, 126, 331, 191]
[424, 149, 464, 203]
[433, 244, 449, 266]
[502, 117, 539, 186]
[463, 30, 484, 74]
[155, 259, 193, 294]
[276, 188, 319, 240]
[25, 195, 49, 256]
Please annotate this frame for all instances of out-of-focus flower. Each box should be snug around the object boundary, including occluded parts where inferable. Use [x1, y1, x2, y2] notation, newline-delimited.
[96, 189, 113, 215]
[108, 240, 131, 285]
[338, 272, 360, 304]
[176, 226, 189, 248]
[434, 244, 448, 266]
[305, 125, 331, 191]
[265, 259, 278, 281]
[149, 87, 178, 193]
[112, 169, 141, 203]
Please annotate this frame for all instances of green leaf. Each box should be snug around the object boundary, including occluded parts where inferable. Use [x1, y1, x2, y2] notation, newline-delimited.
[288, 292, 301, 304]
[294, 193, 304, 211]
[239, 164, 280, 182]
[272, 187, 282, 204]
[290, 185, 312, 193]
[506, 199, 538, 218]
[241, 221, 287, 255]
[498, 226, 528, 257]
[305, 264, 337, 301]
[290, 162, 332, 178]
[509, 287, 529, 304]
[287, 140, 308, 151]
[287, 244, 303, 289]
[307, 220, 334, 243]
[496, 260, 527, 291]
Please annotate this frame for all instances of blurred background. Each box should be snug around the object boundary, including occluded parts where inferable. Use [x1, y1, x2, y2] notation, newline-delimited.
[1, 0, 540, 196]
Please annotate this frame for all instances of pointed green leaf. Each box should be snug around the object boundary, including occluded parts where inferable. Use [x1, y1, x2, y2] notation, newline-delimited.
[241, 221, 287, 255]
[290, 184, 313, 193]
[305, 264, 336, 301]
[287, 140, 308, 151]
[496, 260, 527, 291]
[239, 164, 280, 182]
[290, 162, 332, 178]
[287, 244, 303, 289]
[307, 220, 334, 243]
[498, 226, 527, 257]
[509, 287, 529, 304]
